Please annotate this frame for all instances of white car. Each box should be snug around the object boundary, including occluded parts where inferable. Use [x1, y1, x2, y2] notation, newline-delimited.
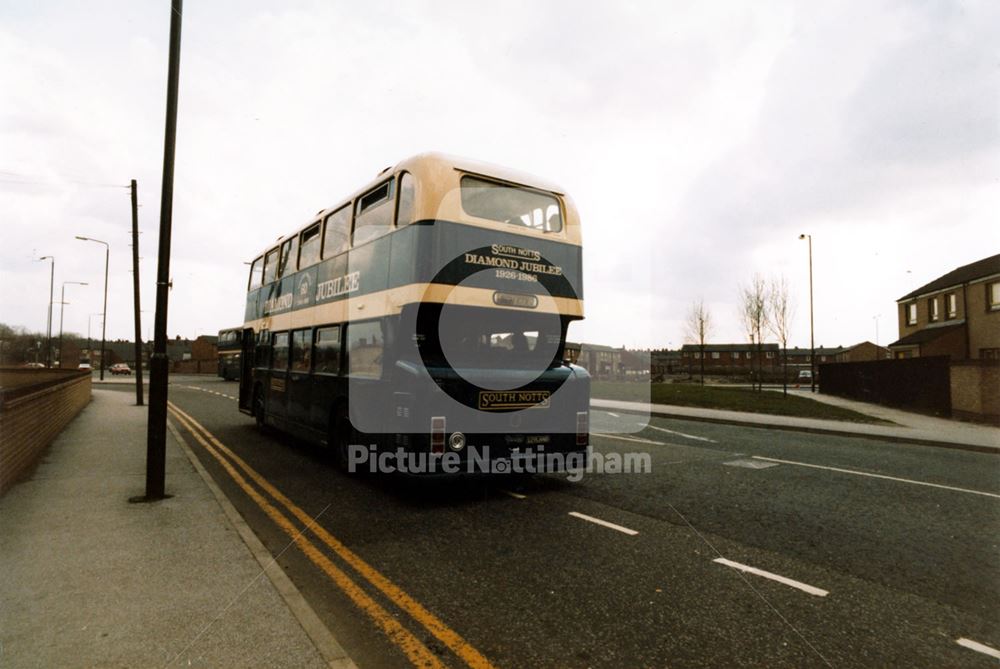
[78, 361, 92, 371]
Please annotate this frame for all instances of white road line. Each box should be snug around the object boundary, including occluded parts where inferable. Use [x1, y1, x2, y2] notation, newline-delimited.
[606, 412, 620, 418]
[645, 424, 717, 443]
[568, 511, 639, 536]
[591, 432, 664, 445]
[752, 456, 1000, 500]
[956, 637, 1000, 660]
[713, 558, 829, 597]
[500, 489, 526, 500]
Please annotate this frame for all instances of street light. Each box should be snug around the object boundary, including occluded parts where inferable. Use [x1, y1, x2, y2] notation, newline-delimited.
[37, 256, 55, 367]
[76, 236, 110, 380]
[798, 233, 815, 392]
[58, 281, 88, 367]
[88, 313, 104, 353]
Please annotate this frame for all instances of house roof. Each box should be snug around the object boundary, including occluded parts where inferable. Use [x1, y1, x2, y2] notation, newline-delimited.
[888, 323, 964, 348]
[680, 343, 780, 352]
[898, 253, 1000, 301]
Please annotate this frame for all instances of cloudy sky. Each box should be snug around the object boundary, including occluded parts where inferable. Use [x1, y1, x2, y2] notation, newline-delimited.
[1, 0, 997, 351]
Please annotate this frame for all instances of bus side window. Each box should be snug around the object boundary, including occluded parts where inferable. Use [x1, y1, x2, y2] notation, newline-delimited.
[248, 256, 264, 291]
[346, 321, 383, 378]
[299, 222, 321, 268]
[313, 325, 341, 374]
[262, 247, 279, 284]
[278, 237, 296, 278]
[290, 329, 311, 372]
[323, 205, 351, 259]
[255, 329, 270, 368]
[271, 332, 290, 370]
[395, 172, 414, 226]
[353, 179, 394, 246]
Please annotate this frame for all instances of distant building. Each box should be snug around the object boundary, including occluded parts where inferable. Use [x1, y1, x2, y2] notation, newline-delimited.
[680, 343, 780, 372]
[889, 254, 1000, 360]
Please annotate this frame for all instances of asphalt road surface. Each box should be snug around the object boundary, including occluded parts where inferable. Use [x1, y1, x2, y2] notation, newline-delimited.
[121, 376, 1000, 668]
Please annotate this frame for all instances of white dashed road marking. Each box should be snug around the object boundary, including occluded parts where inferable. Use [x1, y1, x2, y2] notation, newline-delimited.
[956, 638, 1000, 660]
[644, 424, 717, 443]
[713, 558, 829, 597]
[591, 432, 664, 446]
[568, 511, 639, 536]
[752, 456, 1000, 499]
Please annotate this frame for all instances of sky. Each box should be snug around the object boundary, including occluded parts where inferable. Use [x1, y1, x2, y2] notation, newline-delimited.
[1, 0, 998, 351]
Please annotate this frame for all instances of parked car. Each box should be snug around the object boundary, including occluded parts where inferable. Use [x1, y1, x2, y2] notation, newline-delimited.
[797, 369, 812, 381]
[78, 361, 92, 371]
[110, 363, 132, 376]
[23, 362, 46, 368]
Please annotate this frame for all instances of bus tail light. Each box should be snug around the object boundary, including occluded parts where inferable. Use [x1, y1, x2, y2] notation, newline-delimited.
[576, 411, 588, 446]
[431, 416, 446, 454]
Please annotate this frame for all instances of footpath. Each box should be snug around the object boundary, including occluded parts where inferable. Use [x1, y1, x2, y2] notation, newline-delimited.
[592, 390, 1000, 453]
[0, 387, 353, 668]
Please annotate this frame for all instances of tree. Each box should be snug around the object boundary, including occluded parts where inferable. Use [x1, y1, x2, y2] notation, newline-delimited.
[684, 299, 712, 385]
[738, 274, 769, 391]
[767, 275, 796, 396]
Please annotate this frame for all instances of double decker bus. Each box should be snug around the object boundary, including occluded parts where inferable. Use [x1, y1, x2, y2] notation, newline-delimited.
[217, 328, 242, 380]
[237, 153, 588, 473]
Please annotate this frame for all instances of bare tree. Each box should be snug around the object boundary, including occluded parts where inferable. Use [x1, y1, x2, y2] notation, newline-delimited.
[738, 274, 769, 391]
[767, 275, 796, 395]
[684, 299, 712, 385]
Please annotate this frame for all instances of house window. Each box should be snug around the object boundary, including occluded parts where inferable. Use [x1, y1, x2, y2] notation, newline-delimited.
[989, 282, 1000, 311]
[694, 352, 701, 359]
[929, 297, 940, 322]
[711, 352, 720, 359]
[981, 348, 999, 360]
[905, 302, 917, 325]
[766, 351, 775, 359]
[946, 293, 957, 318]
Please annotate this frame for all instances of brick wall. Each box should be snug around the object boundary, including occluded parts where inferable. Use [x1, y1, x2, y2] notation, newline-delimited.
[950, 360, 1000, 425]
[0, 372, 91, 495]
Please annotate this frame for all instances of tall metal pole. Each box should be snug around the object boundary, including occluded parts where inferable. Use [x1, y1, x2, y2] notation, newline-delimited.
[39, 256, 54, 367]
[76, 237, 109, 380]
[58, 281, 87, 367]
[131, 179, 144, 406]
[143, 0, 183, 501]
[799, 235, 816, 392]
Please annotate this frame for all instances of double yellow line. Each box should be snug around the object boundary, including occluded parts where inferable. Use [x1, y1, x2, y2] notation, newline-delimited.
[167, 401, 496, 669]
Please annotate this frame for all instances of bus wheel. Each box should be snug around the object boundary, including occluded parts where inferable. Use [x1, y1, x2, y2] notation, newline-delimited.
[253, 385, 266, 431]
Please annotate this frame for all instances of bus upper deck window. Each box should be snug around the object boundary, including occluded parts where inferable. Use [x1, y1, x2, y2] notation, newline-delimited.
[353, 179, 394, 246]
[460, 176, 562, 233]
[299, 223, 321, 268]
[396, 172, 414, 226]
[323, 205, 351, 259]
[277, 237, 296, 278]
[248, 256, 264, 291]
[262, 247, 279, 285]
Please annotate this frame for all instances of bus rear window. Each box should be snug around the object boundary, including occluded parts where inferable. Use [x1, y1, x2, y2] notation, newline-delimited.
[460, 176, 562, 232]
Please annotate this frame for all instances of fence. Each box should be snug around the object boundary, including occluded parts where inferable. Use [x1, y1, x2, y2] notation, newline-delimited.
[818, 356, 952, 417]
[0, 369, 91, 494]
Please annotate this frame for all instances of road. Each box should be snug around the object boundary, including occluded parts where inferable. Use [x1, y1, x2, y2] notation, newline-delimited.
[122, 376, 1000, 668]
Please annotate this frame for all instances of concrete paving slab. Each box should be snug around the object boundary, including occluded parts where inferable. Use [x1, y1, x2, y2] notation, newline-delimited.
[0, 388, 332, 668]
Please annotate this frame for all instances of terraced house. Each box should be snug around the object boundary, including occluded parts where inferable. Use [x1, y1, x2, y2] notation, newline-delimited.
[889, 254, 1000, 360]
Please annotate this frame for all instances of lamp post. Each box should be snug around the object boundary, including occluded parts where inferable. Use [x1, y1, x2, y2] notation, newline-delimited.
[58, 281, 88, 367]
[798, 233, 815, 392]
[88, 313, 104, 354]
[76, 236, 109, 380]
[38, 256, 54, 367]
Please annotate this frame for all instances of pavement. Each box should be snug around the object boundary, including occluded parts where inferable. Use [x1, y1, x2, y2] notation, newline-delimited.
[593, 389, 1000, 453]
[0, 387, 353, 668]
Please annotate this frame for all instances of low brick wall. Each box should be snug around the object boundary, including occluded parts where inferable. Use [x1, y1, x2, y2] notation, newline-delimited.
[950, 360, 1000, 425]
[0, 370, 91, 495]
